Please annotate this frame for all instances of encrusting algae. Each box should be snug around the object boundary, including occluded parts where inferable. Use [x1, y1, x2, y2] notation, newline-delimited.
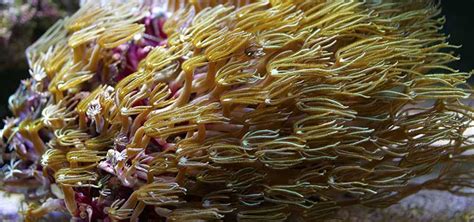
[1, 0, 474, 221]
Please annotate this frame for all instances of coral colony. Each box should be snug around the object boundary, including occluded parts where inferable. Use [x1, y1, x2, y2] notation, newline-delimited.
[1, 0, 474, 221]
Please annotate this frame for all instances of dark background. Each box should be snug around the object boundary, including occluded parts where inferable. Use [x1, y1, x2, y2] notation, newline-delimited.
[441, 0, 474, 73]
[0, 0, 473, 122]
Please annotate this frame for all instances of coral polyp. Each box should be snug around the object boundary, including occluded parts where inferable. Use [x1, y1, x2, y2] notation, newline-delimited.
[1, 0, 474, 221]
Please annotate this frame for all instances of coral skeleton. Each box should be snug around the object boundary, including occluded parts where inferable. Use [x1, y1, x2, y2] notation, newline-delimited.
[1, 0, 474, 221]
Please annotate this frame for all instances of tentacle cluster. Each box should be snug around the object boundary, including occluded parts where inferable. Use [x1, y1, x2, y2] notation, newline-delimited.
[1, 0, 474, 221]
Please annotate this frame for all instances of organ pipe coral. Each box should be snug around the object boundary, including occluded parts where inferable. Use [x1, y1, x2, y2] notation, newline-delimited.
[1, 0, 474, 221]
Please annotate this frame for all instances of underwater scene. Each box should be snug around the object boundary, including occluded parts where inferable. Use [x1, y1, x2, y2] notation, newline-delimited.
[0, 0, 474, 221]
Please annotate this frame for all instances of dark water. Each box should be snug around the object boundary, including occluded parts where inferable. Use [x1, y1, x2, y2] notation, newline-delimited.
[441, 0, 474, 73]
[0, 0, 473, 123]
